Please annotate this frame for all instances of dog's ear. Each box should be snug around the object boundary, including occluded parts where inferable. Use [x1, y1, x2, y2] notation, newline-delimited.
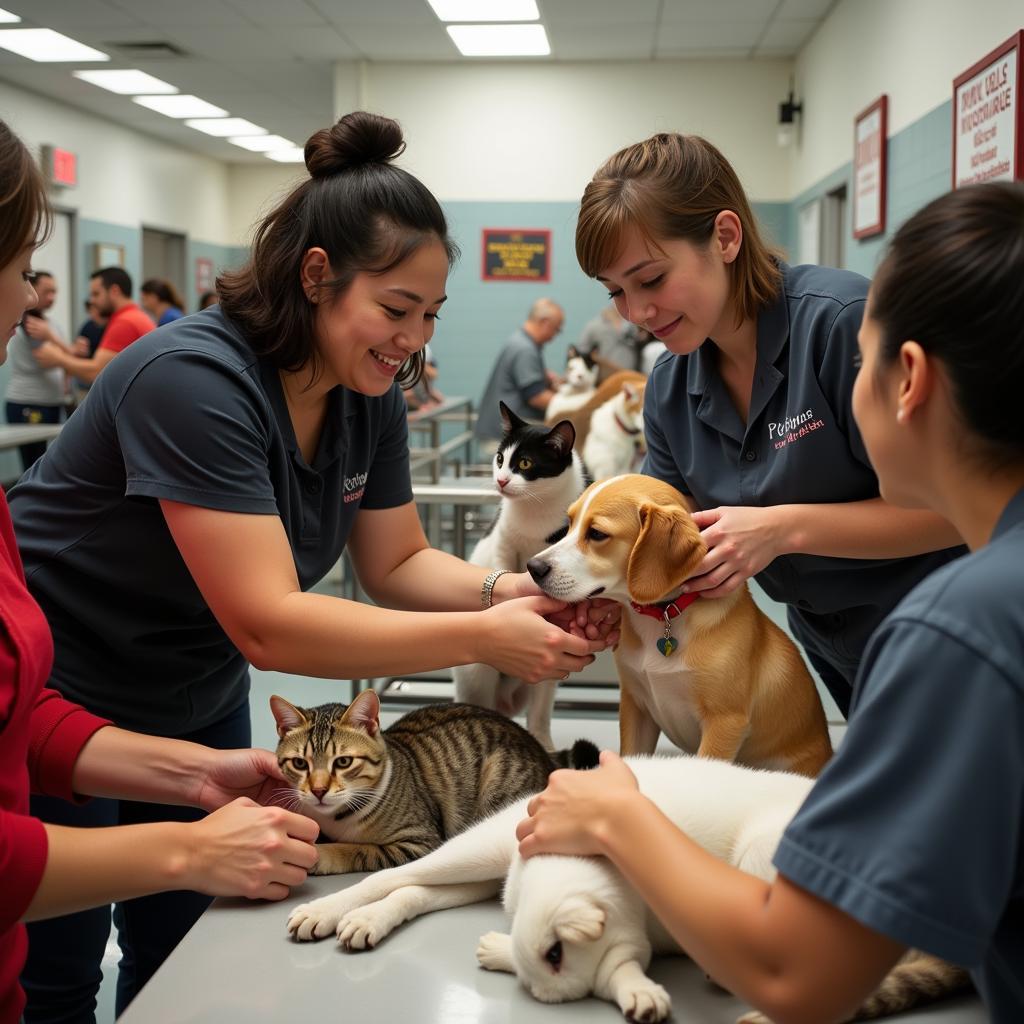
[626, 502, 706, 604]
[552, 896, 606, 943]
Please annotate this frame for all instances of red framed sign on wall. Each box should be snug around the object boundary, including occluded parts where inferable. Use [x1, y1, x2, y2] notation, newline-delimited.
[481, 228, 551, 282]
[853, 95, 888, 240]
[952, 30, 1024, 188]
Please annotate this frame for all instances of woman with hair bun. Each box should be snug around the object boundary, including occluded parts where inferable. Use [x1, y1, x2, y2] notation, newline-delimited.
[10, 111, 616, 1018]
[573, 133, 966, 718]
[520, 182, 1024, 1022]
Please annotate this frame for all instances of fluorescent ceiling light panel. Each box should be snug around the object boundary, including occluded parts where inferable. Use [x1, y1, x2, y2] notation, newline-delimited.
[428, 0, 538, 21]
[447, 24, 549, 56]
[228, 134, 295, 152]
[265, 148, 306, 163]
[73, 69, 177, 95]
[0, 28, 109, 62]
[133, 94, 227, 118]
[186, 117, 266, 137]
[0, 8, 22, 23]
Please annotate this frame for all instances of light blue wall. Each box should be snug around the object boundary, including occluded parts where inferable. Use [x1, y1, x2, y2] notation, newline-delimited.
[787, 101, 953, 280]
[432, 200, 790, 403]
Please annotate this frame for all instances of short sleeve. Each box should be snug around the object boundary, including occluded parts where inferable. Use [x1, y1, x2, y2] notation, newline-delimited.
[818, 298, 871, 469]
[510, 345, 547, 401]
[774, 617, 1024, 966]
[115, 350, 279, 514]
[360, 387, 414, 510]
[641, 366, 691, 496]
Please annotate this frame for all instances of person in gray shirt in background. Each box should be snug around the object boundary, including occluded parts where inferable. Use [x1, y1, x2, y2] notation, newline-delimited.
[474, 298, 564, 449]
[4, 271, 65, 470]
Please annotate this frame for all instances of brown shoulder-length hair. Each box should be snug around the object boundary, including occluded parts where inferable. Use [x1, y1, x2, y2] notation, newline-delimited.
[0, 120, 52, 269]
[217, 111, 458, 390]
[576, 134, 782, 326]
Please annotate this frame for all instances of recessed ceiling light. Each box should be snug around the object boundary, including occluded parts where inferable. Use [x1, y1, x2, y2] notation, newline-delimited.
[427, 0, 538, 20]
[265, 147, 306, 163]
[186, 117, 266, 137]
[73, 69, 177, 95]
[0, 28, 109, 62]
[447, 24, 549, 56]
[228, 134, 295, 152]
[133, 94, 227, 118]
[0, 8, 21, 23]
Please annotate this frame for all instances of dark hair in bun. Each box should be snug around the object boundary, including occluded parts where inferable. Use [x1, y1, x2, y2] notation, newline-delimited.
[871, 182, 1024, 468]
[304, 111, 406, 178]
[218, 110, 458, 388]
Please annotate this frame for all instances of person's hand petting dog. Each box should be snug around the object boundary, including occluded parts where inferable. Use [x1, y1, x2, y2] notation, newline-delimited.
[517, 749, 640, 859]
[683, 505, 786, 598]
[493, 569, 620, 647]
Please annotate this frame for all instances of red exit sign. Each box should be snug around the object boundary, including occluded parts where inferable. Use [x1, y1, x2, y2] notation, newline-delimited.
[40, 145, 77, 188]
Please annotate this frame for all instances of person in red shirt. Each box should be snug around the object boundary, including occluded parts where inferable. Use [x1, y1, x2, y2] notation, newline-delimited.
[32, 266, 154, 384]
[0, 119, 319, 1024]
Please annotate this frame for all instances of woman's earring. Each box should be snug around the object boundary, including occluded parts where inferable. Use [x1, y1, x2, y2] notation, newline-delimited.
[896, 407, 906, 423]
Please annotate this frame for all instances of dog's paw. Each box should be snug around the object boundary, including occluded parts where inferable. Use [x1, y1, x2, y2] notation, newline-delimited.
[617, 980, 671, 1023]
[736, 1012, 773, 1024]
[476, 930, 514, 973]
[335, 902, 397, 951]
[287, 892, 357, 942]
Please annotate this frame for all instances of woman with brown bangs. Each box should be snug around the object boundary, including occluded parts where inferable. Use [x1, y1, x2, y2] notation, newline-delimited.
[7, 111, 617, 1019]
[575, 133, 965, 718]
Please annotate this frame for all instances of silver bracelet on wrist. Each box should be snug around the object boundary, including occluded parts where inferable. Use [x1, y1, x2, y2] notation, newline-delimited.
[481, 568, 512, 609]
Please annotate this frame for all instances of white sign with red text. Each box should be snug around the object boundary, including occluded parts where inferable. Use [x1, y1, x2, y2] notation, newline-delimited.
[955, 43, 1018, 187]
[854, 100, 885, 238]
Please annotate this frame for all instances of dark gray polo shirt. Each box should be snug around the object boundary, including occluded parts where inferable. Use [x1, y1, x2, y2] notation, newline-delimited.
[776, 488, 1024, 1019]
[9, 306, 413, 735]
[642, 262, 964, 677]
[474, 328, 548, 440]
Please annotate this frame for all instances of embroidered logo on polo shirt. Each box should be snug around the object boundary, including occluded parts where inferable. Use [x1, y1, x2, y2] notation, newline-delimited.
[768, 408, 826, 451]
[343, 471, 368, 503]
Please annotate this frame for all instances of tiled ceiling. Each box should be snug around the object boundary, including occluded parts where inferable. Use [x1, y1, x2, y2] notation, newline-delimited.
[0, 0, 836, 164]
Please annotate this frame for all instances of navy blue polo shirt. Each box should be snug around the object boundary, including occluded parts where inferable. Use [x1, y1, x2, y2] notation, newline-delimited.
[8, 306, 413, 735]
[643, 262, 964, 679]
[776, 487, 1024, 1018]
[474, 328, 548, 440]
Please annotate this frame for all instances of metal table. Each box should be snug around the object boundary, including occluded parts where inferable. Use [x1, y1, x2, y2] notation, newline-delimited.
[0, 423, 62, 450]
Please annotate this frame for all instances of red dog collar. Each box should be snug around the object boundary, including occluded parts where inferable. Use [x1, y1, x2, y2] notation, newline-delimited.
[629, 592, 700, 621]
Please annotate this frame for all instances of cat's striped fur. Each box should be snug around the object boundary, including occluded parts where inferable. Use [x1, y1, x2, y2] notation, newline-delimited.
[271, 690, 598, 875]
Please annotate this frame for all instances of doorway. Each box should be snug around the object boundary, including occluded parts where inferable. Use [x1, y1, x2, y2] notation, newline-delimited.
[142, 226, 187, 305]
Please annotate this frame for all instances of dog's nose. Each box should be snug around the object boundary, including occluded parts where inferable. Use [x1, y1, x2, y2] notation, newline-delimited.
[526, 558, 551, 583]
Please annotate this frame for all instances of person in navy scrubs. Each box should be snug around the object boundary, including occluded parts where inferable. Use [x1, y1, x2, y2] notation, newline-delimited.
[519, 181, 1024, 1024]
[573, 132, 965, 716]
[11, 111, 614, 1022]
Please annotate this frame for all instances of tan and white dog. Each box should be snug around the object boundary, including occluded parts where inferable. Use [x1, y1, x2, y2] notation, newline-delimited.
[526, 474, 832, 777]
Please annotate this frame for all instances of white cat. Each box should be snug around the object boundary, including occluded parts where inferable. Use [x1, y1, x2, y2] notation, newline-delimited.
[287, 755, 811, 1022]
[453, 402, 588, 750]
[582, 379, 646, 482]
[545, 346, 600, 422]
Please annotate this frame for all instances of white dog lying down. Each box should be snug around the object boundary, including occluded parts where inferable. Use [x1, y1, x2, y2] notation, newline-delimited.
[288, 755, 967, 1023]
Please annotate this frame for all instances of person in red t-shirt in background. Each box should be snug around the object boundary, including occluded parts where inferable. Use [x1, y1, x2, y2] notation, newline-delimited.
[0, 120, 319, 1024]
[32, 266, 154, 385]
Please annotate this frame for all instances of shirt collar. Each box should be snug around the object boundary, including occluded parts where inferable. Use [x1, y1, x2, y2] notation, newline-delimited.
[992, 486, 1024, 541]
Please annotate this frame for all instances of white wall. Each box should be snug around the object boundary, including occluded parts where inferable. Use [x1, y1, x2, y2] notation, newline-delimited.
[225, 164, 305, 247]
[0, 81, 234, 244]
[794, 0, 1024, 193]
[339, 60, 796, 203]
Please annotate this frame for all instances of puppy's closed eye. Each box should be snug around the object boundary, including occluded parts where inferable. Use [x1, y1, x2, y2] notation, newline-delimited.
[544, 940, 563, 972]
[586, 527, 609, 542]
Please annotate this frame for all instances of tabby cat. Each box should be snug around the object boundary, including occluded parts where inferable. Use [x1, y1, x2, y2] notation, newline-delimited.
[271, 689, 598, 875]
[454, 401, 588, 750]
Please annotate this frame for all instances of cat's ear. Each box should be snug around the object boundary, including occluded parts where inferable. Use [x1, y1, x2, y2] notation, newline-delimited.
[545, 419, 576, 455]
[551, 896, 606, 943]
[499, 401, 525, 435]
[269, 695, 308, 738]
[621, 380, 638, 401]
[342, 689, 381, 737]
[566, 344, 579, 359]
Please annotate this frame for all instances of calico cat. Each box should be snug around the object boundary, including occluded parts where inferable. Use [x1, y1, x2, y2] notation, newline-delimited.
[545, 345, 600, 422]
[288, 754, 970, 1023]
[454, 401, 588, 750]
[271, 689, 598, 875]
